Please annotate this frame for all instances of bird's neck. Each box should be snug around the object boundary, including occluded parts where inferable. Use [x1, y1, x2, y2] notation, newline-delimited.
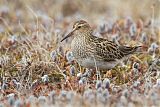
[74, 30, 93, 42]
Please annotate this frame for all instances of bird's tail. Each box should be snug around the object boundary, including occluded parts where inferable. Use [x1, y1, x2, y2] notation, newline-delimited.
[119, 45, 142, 55]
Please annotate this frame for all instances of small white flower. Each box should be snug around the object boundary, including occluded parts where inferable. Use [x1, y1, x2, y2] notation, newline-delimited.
[41, 75, 49, 83]
[96, 80, 102, 89]
[78, 77, 87, 85]
[150, 42, 159, 51]
[50, 50, 57, 61]
[66, 51, 74, 63]
[133, 80, 140, 87]
[140, 32, 148, 43]
[129, 23, 137, 37]
[102, 78, 110, 89]
[70, 65, 76, 76]
[77, 72, 82, 78]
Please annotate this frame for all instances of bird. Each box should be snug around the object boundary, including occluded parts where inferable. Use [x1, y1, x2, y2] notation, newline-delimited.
[61, 20, 141, 70]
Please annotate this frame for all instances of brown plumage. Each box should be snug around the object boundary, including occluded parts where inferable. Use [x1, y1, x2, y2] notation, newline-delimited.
[61, 20, 141, 69]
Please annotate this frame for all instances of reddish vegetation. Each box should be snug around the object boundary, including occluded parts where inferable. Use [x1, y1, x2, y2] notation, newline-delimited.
[0, 0, 160, 107]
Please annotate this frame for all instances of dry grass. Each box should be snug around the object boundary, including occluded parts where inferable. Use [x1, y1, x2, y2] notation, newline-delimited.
[0, 0, 160, 107]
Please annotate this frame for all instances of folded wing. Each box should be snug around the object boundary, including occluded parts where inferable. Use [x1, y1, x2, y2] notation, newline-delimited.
[92, 37, 141, 61]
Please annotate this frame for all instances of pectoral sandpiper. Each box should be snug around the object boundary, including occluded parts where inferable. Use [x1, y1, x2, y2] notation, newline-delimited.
[61, 20, 141, 70]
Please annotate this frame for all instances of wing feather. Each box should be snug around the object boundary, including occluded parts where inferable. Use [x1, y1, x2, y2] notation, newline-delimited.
[91, 37, 123, 61]
[89, 36, 141, 62]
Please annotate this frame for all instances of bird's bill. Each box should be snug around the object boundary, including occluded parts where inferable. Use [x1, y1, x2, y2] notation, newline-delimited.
[61, 28, 76, 42]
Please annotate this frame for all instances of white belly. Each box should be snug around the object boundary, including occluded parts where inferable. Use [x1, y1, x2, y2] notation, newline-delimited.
[77, 58, 119, 70]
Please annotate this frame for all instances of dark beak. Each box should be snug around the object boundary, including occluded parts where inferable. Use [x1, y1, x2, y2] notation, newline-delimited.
[61, 28, 76, 42]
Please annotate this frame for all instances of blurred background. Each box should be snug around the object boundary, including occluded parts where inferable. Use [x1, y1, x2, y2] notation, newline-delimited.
[0, 1, 160, 107]
[0, 0, 160, 46]
[0, 0, 160, 26]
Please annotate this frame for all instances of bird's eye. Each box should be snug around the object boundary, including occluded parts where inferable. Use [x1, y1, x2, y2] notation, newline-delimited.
[78, 26, 81, 29]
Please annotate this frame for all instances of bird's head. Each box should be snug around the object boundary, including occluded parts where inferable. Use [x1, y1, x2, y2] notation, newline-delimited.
[61, 20, 92, 42]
